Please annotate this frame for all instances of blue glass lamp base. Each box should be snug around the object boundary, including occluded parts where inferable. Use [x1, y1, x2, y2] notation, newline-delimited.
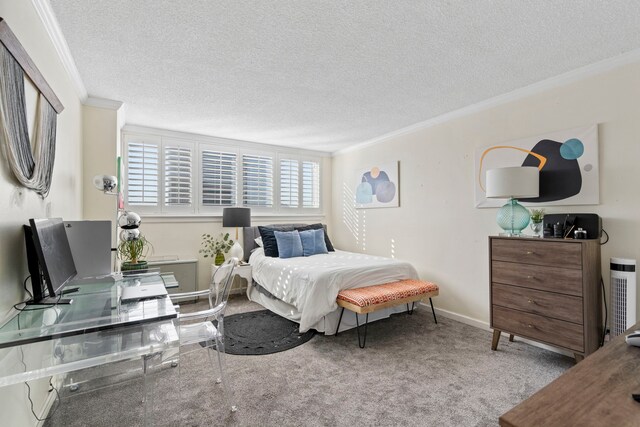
[496, 198, 530, 236]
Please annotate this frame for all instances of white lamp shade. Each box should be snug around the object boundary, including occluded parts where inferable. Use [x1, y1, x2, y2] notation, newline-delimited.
[485, 167, 539, 199]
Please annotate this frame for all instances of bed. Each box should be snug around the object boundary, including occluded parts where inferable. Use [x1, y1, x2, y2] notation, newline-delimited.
[243, 224, 419, 334]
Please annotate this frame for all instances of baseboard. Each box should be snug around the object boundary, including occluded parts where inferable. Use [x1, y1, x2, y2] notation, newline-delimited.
[425, 304, 492, 331]
[35, 374, 64, 427]
[419, 302, 574, 358]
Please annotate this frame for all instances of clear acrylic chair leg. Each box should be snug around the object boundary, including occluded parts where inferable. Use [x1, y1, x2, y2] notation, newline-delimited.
[211, 334, 237, 413]
[205, 343, 222, 384]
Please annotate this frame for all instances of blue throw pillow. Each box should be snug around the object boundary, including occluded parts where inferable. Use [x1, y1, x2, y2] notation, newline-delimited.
[273, 230, 303, 259]
[299, 229, 328, 256]
[295, 223, 335, 252]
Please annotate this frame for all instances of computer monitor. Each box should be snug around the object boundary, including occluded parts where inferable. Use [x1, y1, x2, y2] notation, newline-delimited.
[28, 218, 77, 303]
[23, 225, 46, 303]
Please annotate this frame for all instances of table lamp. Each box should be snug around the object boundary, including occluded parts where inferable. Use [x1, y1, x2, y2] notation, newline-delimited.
[485, 166, 539, 236]
[222, 207, 251, 261]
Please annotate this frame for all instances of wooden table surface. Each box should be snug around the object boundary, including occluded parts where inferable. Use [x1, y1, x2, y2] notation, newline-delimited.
[500, 321, 640, 427]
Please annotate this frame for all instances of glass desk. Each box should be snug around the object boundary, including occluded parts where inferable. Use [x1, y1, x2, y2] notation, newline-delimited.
[0, 273, 179, 425]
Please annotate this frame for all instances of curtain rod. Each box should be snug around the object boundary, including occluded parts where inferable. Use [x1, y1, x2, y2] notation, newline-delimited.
[0, 17, 64, 114]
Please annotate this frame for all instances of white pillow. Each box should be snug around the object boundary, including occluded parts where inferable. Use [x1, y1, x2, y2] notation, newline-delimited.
[255, 236, 264, 247]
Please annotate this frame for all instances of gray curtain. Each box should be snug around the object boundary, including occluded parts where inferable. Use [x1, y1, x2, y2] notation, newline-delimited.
[0, 43, 57, 197]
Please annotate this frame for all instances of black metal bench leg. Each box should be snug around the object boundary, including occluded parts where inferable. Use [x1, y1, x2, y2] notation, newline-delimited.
[407, 302, 415, 315]
[429, 298, 437, 324]
[355, 313, 369, 349]
[335, 307, 345, 336]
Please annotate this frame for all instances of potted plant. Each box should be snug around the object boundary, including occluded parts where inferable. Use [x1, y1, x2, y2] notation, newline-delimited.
[529, 208, 545, 237]
[200, 232, 234, 266]
[118, 234, 152, 271]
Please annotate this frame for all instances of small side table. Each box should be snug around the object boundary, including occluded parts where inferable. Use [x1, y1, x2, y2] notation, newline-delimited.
[211, 263, 252, 294]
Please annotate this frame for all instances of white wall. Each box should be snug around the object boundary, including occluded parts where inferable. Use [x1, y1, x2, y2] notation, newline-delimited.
[331, 63, 640, 326]
[0, 1, 84, 425]
[82, 103, 124, 248]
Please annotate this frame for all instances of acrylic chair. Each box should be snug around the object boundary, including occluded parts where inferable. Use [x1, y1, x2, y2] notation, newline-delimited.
[168, 257, 239, 413]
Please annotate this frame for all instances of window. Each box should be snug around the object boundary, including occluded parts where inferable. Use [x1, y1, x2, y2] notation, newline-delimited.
[242, 154, 273, 207]
[280, 159, 299, 208]
[123, 131, 323, 215]
[164, 145, 192, 207]
[279, 158, 321, 210]
[201, 149, 237, 206]
[126, 140, 159, 207]
[302, 160, 320, 209]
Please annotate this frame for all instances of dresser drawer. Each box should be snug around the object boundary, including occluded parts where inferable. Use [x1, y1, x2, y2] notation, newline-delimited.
[492, 305, 584, 352]
[491, 239, 582, 269]
[492, 283, 583, 324]
[492, 260, 583, 296]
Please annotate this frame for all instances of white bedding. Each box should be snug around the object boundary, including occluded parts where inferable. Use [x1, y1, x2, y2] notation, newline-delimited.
[249, 248, 419, 332]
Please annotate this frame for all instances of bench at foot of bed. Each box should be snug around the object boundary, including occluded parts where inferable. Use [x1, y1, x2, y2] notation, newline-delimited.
[335, 279, 439, 348]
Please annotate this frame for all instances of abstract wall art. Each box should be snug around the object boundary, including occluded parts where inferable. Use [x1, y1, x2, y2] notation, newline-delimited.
[474, 125, 599, 208]
[355, 161, 399, 208]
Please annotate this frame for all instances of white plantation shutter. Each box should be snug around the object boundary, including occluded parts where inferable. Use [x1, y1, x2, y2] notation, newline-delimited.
[202, 149, 237, 206]
[124, 132, 323, 214]
[242, 154, 273, 207]
[164, 145, 192, 206]
[302, 160, 320, 209]
[126, 141, 159, 206]
[280, 159, 299, 208]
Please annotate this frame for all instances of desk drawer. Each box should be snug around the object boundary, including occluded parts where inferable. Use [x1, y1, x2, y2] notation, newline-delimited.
[492, 239, 582, 269]
[493, 305, 584, 352]
[492, 283, 583, 324]
[492, 260, 583, 296]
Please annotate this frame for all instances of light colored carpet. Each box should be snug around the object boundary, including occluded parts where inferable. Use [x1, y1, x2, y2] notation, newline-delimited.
[44, 295, 573, 426]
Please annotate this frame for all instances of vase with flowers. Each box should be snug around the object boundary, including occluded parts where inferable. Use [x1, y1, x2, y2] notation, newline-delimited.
[200, 232, 234, 266]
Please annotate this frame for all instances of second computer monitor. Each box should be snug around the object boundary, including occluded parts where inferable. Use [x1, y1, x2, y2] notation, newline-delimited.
[28, 218, 77, 299]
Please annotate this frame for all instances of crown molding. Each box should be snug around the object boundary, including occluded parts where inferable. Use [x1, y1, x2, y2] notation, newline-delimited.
[333, 48, 640, 156]
[84, 97, 124, 110]
[31, 0, 88, 101]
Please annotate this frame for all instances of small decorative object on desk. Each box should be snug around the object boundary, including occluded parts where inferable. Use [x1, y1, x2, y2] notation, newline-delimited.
[529, 208, 545, 237]
[200, 232, 234, 266]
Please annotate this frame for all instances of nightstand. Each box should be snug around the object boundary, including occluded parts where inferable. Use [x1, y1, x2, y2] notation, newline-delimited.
[211, 263, 252, 295]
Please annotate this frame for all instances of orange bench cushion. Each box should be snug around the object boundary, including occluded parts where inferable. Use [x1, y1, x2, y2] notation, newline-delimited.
[337, 279, 439, 308]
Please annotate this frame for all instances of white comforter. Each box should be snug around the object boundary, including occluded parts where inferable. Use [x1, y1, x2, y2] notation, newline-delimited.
[249, 248, 419, 332]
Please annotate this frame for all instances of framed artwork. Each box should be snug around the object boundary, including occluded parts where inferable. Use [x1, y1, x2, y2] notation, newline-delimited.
[475, 125, 599, 208]
[355, 161, 399, 208]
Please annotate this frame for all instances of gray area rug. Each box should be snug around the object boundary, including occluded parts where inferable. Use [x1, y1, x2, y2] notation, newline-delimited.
[224, 309, 316, 355]
[44, 295, 574, 427]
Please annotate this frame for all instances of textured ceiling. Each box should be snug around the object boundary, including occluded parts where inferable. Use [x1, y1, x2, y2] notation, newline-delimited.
[50, 1, 640, 152]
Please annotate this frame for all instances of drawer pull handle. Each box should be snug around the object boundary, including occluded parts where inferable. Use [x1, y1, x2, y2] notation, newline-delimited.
[526, 251, 535, 255]
[527, 299, 535, 304]
[527, 324, 534, 329]
[526, 275, 536, 280]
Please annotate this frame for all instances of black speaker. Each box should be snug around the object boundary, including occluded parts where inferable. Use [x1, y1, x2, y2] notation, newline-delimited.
[543, 213, 602, 239]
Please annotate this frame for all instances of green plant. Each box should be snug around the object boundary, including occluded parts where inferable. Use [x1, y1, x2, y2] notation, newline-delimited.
[199, 233, 234, 259]
[530, 208, 545, 223]
[118, 235, 152, 264]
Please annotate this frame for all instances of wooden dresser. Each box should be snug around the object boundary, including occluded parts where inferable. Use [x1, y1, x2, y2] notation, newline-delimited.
[489, 236, 602, 361]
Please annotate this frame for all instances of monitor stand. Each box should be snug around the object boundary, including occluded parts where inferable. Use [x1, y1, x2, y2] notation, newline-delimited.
[28, 286, 80, 304]
[26, 297, 73, 305]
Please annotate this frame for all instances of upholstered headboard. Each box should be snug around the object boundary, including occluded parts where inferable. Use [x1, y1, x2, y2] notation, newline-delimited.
[242, 223, 327, 261]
